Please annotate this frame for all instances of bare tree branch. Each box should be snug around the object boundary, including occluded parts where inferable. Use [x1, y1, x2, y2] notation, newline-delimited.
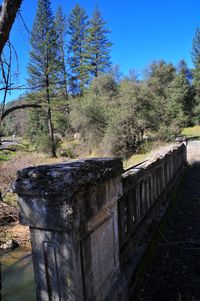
[18, 10, 30, 34]
[0, 40, 12, 122]
[0, 0, 23, 55]
[1, 103, 41, 121]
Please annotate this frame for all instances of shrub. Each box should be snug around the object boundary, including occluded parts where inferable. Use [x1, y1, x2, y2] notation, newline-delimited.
[34, 134, 61, 155]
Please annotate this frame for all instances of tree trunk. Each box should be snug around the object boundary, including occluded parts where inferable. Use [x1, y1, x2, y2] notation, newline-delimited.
[95, 53, 99, 77]
[45, 73, 56, 158]
[60, 37, 68, 101]
[0, 0, 23, 55]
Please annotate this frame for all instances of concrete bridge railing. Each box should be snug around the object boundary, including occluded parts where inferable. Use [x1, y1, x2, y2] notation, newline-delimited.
[13, 143, 187, 301]
[119, 143, 186, 267]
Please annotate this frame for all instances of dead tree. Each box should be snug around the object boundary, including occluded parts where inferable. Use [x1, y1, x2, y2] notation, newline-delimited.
[0, 0, 23, 55]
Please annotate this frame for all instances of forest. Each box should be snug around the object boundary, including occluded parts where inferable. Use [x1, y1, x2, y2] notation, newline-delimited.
[1, 0, 200, 160]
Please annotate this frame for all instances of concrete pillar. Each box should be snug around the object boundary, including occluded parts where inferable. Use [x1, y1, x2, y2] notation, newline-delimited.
[12, 158, 123, 301]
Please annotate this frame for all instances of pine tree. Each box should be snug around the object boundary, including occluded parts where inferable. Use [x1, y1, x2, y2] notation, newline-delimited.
[53, 6, 71, 136]
[27, 0, 59, 157]
[67, 4, 89, 95]
[87, 6, 112, 78]
[176, 60, 194, 124]
[192, 27, 200, 93]
[192, 27, 200, 123]
[54, 5, 68, 101]
[166, 60, 193, 127]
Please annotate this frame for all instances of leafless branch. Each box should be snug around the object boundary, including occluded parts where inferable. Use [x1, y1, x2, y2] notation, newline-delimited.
[0, 147, 16, 151]
[1, 103, 41, 121]
[0, 40, 12, 124]
[18, 10, 31, 34]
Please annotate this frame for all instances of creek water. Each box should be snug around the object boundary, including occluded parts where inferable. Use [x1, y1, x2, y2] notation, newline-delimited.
[1, 248, 36, 301]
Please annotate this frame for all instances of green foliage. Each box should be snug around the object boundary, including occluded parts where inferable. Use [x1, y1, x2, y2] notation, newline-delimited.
[145, 60, 176, 97]
[66, 4, 112, 94]
[0, 151, 13, 162]
[70, 92, 108, 148]
[28, 0, 59, 88]
[89, 74, 118, 101]
[12, 7, 198, 159]
[59, 144, 77, 158]
[54, 6, 68, 100]
[25, 93, 48, 143]
[143, 60, 195, 137]
[33, 132, 61, 154]
[1, 98, 28, 137]
[192, 27, 200, 123]
[192, 27, 200, 71]
[87, 6, 112, 77]
[69, 61, 196, 158]
[166, 60, 194, 127]
[67, 4, 89, 95]
[103, 108, 140, 157]
[27, 0, 62, 157]
[51, 92, 71, 136]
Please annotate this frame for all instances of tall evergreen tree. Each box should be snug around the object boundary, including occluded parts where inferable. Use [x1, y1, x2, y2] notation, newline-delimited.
[192, 27, 200, 92]
[54, 5, 68, 101]
[144, 60, 177, 136]
[67, 4, 89, 95]
[87, 6, 112, 78]
[53, 6, 71, 136]
[27, 0, 59, 157]
[166, 60, 193, 127]
[192, 27, 200, 123]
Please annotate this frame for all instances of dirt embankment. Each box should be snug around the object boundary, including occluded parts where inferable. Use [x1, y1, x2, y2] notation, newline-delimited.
[0, 151, 69, 249]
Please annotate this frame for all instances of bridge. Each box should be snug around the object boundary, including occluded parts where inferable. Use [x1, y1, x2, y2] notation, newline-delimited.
[12, 141, 199, 301]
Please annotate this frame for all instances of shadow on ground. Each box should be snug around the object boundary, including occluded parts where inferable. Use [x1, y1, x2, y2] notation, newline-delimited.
[134, 162, 200, 301]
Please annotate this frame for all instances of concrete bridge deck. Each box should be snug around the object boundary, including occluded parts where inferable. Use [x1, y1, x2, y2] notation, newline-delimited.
[134, 140, 200, 301]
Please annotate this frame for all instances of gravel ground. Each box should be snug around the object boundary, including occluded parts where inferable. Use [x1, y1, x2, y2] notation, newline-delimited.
[134, 141, 200, 301]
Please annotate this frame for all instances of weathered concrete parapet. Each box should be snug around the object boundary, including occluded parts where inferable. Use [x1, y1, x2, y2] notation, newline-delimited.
[118, 143, 187, 268]
[13, 144, 187, 301]
[13, 158, 123, 301]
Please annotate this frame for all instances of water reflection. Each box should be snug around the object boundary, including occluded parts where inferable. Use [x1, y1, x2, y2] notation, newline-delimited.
[1, 248, 36, 301]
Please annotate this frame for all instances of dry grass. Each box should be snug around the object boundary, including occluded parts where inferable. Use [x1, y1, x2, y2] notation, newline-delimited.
[0, 222, 30, 249]
[182, 125, 200, 137]
[0, 151, 71, 249]
[124, 153, 149, 169]
[124, 141, 173, 170]
[0, 151, 70, 197]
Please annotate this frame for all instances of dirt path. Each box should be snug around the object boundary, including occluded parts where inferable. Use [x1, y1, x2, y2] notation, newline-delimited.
[187, 140, 200, 163]
[134, 141, 200, 301]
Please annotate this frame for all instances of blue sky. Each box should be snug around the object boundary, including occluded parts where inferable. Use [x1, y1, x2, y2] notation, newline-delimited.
[2, 0, 200, 101]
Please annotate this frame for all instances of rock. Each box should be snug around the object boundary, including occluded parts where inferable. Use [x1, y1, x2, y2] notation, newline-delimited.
[0, 202, 18, 225]
[175, 135, 187, 145]
[74, 132, 81, 140]
[0, 239, 19, 250]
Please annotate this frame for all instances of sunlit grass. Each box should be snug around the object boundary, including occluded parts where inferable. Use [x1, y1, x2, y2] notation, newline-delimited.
[123, 153, 149, 169]
[182, 125, 200, 137]
[3, 192, 18, 207]
[0, 151, 14, 162]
